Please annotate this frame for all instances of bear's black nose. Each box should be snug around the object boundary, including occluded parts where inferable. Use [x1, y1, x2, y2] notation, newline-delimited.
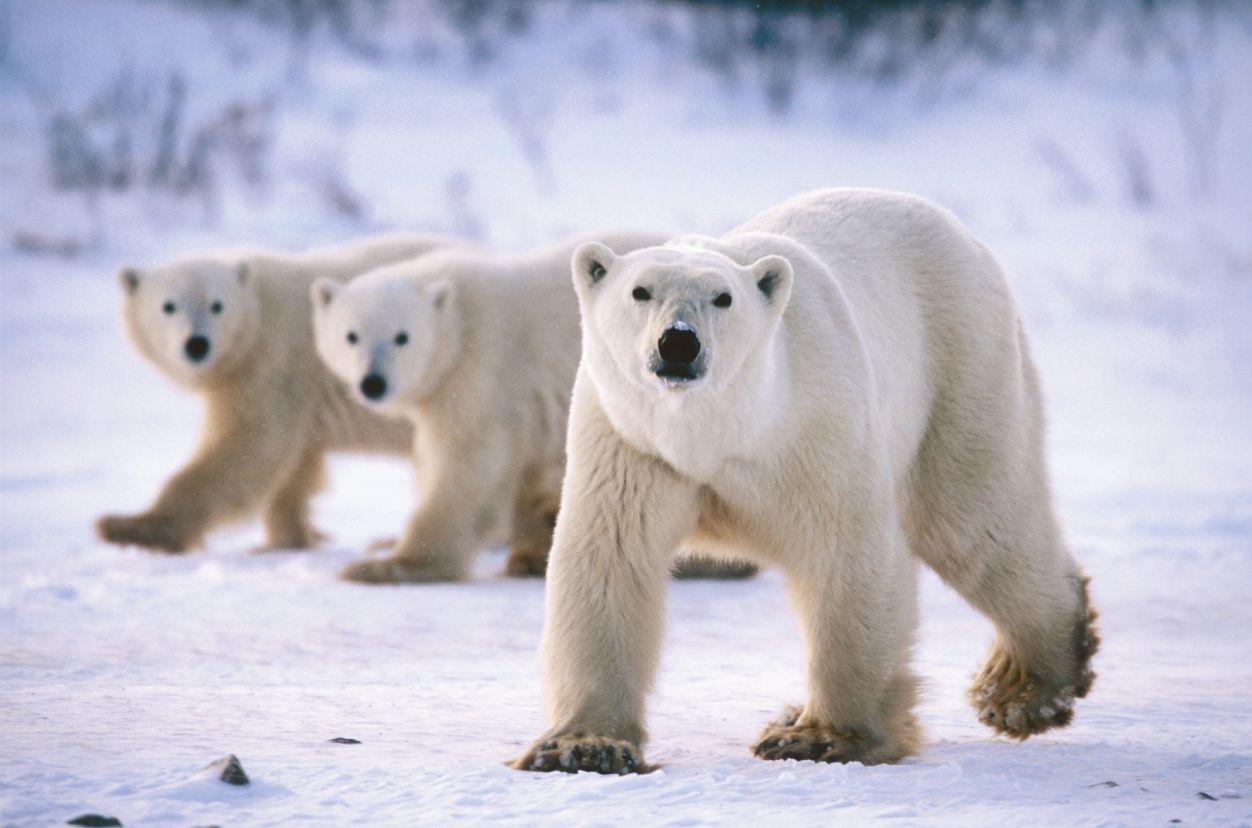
[360, 374, 388, 400]
[184, 335, 210, 362]
[658, 326, 701, 364]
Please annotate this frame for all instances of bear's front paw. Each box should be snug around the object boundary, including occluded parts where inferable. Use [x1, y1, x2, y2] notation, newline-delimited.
[96, 513, 197, 553]
[752, 705, 899, 765]
[510, 735, 649, 775]
[339, 556, 460, 584]
[505, 544, 548, 577]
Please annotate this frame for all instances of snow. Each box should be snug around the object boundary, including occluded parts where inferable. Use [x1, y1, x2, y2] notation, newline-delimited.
[2, 0, 1251, 825]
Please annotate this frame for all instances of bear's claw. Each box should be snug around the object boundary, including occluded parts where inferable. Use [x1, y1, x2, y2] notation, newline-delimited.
[510, 735, 649, 775]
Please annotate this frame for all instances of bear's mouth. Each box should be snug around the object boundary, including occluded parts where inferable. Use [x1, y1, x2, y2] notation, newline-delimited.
[650, 357, 705, 387]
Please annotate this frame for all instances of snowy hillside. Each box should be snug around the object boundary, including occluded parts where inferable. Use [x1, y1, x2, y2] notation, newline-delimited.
[2, 1, 1250, 825]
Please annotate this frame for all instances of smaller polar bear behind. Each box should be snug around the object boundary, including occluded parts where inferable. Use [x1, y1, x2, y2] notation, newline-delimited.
[512, 189, 1099, 774]
[98, 233, 462, 553]
[312, 230, 671, 583]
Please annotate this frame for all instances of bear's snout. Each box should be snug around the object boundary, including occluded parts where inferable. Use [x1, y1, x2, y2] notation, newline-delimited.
[360, 373, 388, 401]
[658, 326, 701, 365]
[184, 335, 211, 362]
[653, 324, 705, 384]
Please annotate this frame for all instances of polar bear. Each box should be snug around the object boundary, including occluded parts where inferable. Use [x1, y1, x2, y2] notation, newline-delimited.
[511, 189, 1099, 774]
[97, 233, 463, 553]
[311, 231, 672, 583]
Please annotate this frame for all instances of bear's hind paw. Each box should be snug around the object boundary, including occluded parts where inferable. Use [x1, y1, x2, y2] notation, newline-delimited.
[970, 673, 1078, 739]
[510, 735, 649, 775]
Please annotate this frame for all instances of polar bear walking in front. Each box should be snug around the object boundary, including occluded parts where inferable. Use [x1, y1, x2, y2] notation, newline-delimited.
[513, 189, 1099, 773]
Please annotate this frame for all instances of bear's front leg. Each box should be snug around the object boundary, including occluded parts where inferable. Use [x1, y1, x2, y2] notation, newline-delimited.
[98, 402, 308, 553]
[752, 514, 922, 766]
[510, 392, 699, 774]
[340, 432, 508, 584]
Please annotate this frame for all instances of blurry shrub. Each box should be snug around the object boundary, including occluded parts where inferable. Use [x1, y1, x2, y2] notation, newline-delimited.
[43, 69, 276, 225]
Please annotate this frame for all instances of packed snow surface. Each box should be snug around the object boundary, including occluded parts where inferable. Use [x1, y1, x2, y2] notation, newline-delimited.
[2, 1, 1251, 825]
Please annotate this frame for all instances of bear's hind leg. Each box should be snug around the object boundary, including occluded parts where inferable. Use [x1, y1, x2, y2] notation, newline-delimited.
[964, 567, 1098, 739]
[906, 411, 1099, 739]
[259, 447, 328, 551]
[504, 470, 560, 577]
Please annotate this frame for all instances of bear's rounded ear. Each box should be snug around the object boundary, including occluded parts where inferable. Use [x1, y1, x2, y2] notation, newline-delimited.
[428, 278, 455, 311]
[236, 262, 249, 284]
[750, 255, 793, 308]
[572, 241, 617, 294]
[119, 267, 142, 295]
[311, 277, 341, 309]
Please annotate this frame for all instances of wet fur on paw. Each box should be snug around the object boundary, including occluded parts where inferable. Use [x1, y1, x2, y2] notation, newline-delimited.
[510, 735, 649, 775]
[751, 705, 915, 765]
[96, 513, 197, 553]
[970, 574, 1100, 738]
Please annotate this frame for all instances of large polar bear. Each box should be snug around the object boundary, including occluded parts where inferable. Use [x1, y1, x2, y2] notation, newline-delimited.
[512, 189, 1099, 773]
[312, 231, 671, 583]
[98, 234, 461, 553]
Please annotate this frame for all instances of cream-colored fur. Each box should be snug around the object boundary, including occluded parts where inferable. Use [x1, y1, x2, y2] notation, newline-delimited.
[312, 231, 671, 583]
[97, 234, 462, 553]
[513, 188, 1098, 774]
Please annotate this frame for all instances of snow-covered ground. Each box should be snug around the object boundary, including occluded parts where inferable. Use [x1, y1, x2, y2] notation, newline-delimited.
[2, 1, 1250, 825]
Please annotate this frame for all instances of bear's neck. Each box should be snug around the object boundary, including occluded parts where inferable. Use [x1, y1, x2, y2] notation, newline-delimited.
[598, 339, 790, 484]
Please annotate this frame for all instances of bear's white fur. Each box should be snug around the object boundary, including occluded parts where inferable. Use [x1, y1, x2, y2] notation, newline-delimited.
[513, 189, 1099, 774]
[312, 230, 672, 583]
[97, 233, 463, 552]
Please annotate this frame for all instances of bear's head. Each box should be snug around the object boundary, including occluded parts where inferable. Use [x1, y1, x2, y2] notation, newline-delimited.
[118, 257, 261, 388]
[571, 240, 793, 400]
[311, 267, 456, 415]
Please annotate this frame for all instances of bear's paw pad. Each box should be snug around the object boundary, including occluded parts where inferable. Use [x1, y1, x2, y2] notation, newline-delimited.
[510, 735, 648, 775]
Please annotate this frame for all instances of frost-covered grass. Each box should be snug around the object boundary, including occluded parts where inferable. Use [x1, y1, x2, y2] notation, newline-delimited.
[2, 0, 1251, 825]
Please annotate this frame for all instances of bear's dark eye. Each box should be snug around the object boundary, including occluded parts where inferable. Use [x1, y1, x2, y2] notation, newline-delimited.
[210, 301, 223, 315]
[347, 331, 358, 345]
[163, 301, 177, 315]
[394, 331, 409, 346]
[632, 286, 652, 302]
[713, 292, 732, 308]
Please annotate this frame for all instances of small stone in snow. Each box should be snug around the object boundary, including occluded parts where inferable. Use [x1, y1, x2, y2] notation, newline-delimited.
[206, 754, 250, 785]
[1196, 791, 1218, 801]
[67, 816, 123, 827]
[1087, 780, 1119, 788]
[328, 737, 361, 744]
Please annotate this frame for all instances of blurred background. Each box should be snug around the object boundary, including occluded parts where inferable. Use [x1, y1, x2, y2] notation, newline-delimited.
[3, 0, 1249, 535]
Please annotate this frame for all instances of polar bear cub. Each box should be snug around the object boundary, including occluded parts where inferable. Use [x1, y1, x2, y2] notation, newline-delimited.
[512, 189, 1099, 773]
[312, 230, 671, 583]
[98, 233, 462, 553]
